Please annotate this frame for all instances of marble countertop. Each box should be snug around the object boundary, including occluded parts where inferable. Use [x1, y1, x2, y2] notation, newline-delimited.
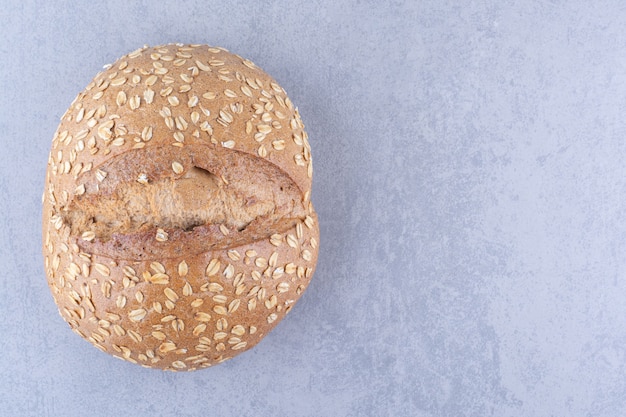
[2, 1, 626, 416]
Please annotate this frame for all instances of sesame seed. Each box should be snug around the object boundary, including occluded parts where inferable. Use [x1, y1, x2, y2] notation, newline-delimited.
[81, 231, 95, 241]
[221, 140, 235, 149]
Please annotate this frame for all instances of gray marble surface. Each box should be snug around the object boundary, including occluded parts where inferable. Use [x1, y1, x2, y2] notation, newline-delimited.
[2, 1, 626, 416]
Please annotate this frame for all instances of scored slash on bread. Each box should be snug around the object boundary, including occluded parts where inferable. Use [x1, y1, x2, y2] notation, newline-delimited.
[42, 43, 318, 371]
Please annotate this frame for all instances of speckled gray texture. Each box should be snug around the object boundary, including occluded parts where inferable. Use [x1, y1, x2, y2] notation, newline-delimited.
[2, 1, 626, 415]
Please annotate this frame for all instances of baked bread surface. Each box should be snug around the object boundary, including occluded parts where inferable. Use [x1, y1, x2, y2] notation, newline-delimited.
[42, 44, 318, 371]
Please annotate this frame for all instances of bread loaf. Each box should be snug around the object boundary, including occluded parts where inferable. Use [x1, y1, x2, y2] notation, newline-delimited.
[42, 44, 318, 371]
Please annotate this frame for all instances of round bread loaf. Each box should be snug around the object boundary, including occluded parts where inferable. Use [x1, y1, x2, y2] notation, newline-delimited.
[42, 44, 318, 371]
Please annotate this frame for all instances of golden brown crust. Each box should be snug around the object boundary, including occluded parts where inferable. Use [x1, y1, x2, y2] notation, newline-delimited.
[42, 44, 318, 371]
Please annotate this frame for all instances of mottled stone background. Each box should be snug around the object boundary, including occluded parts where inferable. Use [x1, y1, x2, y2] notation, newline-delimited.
[2, 1, 626, 416]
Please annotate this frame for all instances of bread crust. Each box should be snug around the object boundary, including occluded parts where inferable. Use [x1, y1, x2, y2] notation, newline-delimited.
[42, 44, 318, 370]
